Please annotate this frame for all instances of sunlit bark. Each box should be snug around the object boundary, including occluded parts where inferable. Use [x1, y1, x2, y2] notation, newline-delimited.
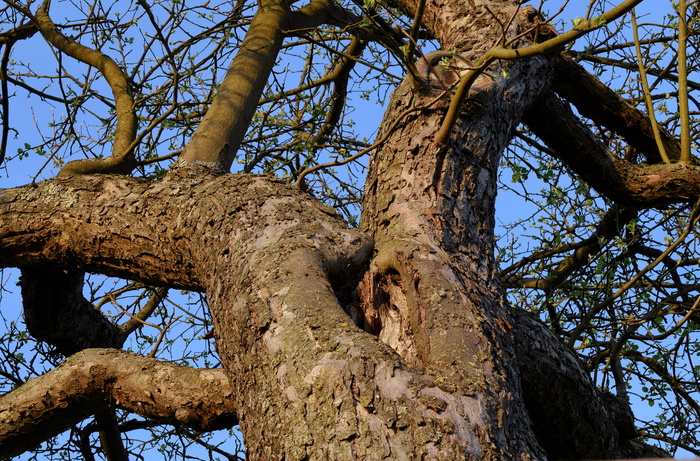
[0, 349, 236, 459]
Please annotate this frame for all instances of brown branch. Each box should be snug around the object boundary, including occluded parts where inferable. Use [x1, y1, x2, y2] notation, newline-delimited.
[405, 0, 426, 62]
[305, 36, 367, 147]
[27, 4, 138, 175]
[19, 268, 165, 459]
[677, 0, 692, 163]
[0, 20, 37, 44]
[584, 35, 676, 55]
[523, 90, 700, 208]
[178, 0, 373, 172]
[631, 11, 671, 164]
[0, 349, 237, 459]
[177, 0, 290, 171]
[0, 5, 41, 167]
[20, 267, 125, 356]
[0, 42, 11, 166]
[94, 410, 129, 461]
[288, 0, 362, 32]
[0, 73, 69, 103]
[118, 287, 169, 337]
[570, 51, 700, 91]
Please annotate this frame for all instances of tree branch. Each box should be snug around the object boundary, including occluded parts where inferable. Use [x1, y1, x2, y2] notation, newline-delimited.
[177, 0, 290, 171]
[553, 58, 681, 165]
[523, 90, 700, 207]
[0, 349, 237, 459]
[501, 204, 638, 291]
[435, 0, 643, 144]
[20, 267, 125, 356]
[631, 10, 671, 164]
[28, 4, 138, 175]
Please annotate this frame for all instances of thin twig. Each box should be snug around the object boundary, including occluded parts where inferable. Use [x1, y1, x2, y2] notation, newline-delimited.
[631, 10, 671, 163]
[677, 0, 691, 163]
[0, 43, 12, 165]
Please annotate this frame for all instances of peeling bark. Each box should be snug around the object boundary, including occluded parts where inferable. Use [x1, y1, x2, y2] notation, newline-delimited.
[0, 162, 623, 459]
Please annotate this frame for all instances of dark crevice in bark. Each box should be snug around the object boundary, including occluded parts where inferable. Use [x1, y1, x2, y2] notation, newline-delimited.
[329, 262, 370, 328]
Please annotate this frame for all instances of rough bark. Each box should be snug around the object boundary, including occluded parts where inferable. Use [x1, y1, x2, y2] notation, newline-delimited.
[1, 168, 542, 458]
[6, 172, 485, 458]
[354, 0, 667, 458]
[1, 0, 690, 459]
[355, 3, 545, 459]
[0, 167, 669, 459]
[0, 349, 237, 459]
[358, 66, 549, 460]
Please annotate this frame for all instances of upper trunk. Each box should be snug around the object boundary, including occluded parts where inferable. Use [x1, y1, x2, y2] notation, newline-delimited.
[358, 3, 550, 456]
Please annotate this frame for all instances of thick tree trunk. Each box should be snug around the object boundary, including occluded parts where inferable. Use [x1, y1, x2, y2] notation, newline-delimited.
[0, 94, 665, 461]
[356, 63, 551, 460]
[1, 0, 684, 458]
[353, 2, 662, 458]
[7, 171, 529, 458]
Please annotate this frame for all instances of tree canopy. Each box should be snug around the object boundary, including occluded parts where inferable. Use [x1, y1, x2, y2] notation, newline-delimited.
[1, 0, 699, 459]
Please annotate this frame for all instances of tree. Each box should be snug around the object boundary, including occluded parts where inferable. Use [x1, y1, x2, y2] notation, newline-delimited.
[0, 0, 698, 458]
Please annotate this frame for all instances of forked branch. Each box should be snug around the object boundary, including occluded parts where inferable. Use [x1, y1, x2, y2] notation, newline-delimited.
[435, 0, 643, 144]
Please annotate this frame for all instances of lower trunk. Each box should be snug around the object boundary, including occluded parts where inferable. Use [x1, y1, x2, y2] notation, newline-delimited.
[0, 162, 655, 458]
[191, 175, 542, 458]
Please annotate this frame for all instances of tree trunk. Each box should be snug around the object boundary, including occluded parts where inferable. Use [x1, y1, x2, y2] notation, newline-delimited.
[2, 169, 538, 458]
[0, 0, 679, 458]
